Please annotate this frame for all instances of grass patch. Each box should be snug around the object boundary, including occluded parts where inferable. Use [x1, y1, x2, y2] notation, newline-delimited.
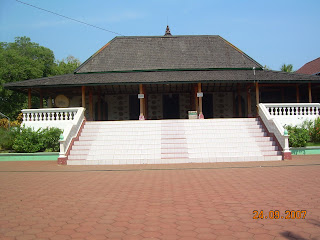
[0, 146, 10, 153]
[306, 142, 320, 147]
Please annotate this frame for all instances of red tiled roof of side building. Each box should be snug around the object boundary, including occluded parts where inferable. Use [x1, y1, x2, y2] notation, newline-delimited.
[296, 57, 320, 75]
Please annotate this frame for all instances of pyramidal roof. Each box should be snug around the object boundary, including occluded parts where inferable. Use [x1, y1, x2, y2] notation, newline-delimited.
[75, 34, 262, 73]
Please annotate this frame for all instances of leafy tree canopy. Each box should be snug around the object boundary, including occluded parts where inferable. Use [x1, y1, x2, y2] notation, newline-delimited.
[0, 37, 80, 119]
[280, 64, 293, 72]
[52, 55, 81, 75]
[263, 65, 271, 70]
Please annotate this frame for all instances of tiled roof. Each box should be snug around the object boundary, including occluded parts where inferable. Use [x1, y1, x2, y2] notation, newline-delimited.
[296, 57, 320, 75]
[75, 35, 263, 73]
[5, 70, 320, 90]
[4, 34, 320, 92]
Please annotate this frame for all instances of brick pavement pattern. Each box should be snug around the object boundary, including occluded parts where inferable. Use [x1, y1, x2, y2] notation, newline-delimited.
[0, 156, 320, 240]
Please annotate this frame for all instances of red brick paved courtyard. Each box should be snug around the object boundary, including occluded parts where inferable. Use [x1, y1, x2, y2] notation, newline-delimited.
[1, 156, 320, 240]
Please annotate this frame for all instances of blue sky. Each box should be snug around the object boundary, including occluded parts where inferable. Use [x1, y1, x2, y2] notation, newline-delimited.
[0, 0, 319, 71]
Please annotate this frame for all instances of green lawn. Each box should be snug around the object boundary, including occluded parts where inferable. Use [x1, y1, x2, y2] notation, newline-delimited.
[306, 142, 320, 147]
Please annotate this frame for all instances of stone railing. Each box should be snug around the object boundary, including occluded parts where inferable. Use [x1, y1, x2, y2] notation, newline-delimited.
[263, 103, 320, 127]
[258, 104, 291, 159]
[22, 108, 79, 122]
[21, 108, 86, 160]
[259, 103, 320, 159]
[58, 108, 85, 160]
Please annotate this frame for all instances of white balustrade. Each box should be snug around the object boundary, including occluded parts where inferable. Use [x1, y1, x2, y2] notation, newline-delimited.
[22, 108, 78, 122]
[258, 103, 320, 158]
[262, 103, 320, 127]
[265, 103, 320, 116]
[258, 104, 290, 156]
[58, 108, 85, 160]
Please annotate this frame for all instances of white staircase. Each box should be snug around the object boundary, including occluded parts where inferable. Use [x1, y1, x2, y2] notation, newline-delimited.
[67, 118, 282, 165]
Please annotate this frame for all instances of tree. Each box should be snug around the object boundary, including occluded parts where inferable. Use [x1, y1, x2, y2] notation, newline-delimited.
[52, 55, 81, 75]
[281, 64, 293, 72]
[0, 37, 55, 118]
[0, 37, 81, 119]
[263, 65, 271, 70]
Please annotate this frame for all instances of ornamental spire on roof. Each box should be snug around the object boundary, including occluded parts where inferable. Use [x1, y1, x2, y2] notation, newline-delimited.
[164, 25, 172, 36]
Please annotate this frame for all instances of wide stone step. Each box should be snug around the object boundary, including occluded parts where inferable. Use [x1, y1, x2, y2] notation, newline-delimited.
[75, 136, 275, 142]
[83, 122, 263, 128]
[67, 118, 282, 165]
[69, 149, 280, 159]
[67, 155, 283, 165]
[70, 141, 277, 150]
[81, 129, 266, 137]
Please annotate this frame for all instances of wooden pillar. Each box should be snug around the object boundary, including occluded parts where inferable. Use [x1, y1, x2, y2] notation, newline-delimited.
[198, 83, 204, 119]
[139, 84, 145, 120]
[255, 82, 259, 116]
[39, 89, 43, 108]
[143, 85, 147, 119]
[81, 86, 86, 108]
[97, 88, 101, 120]
[28, 88, 32, 109]
[237, 83, 242, 117]
[247, 85, 252, 117]
[308, 83, 312, 103]
[89, 87, 93, 120]
[296, 84, 300, 103]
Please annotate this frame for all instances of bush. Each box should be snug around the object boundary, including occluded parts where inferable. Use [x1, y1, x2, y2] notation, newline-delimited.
[0, 118, 10, 129]
[13, 127, 42, 153]
[310, 117, 320, 143]
[286, 125, 309, 147]
[0, 127, 20, 151]
[39, 127, 63, 152]
[16, 113, 23, 124]
[12, 127, 63, 153]
[0, 116, 22, 129]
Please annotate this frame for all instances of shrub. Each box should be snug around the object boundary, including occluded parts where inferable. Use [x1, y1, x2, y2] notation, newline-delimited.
[13, 127, 43, 153]
[16, 113, 23, 124]
[0, 127, 20, 151]
[39, 127, 63, 152]
[310, 117, 320, 143]
[0, 116, 22, 129]
[12, 127, 62, 153]
[0, 118, 10, 128]
[286, 125, 309, 147]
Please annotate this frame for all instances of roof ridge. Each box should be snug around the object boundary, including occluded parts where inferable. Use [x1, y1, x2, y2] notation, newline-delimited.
[114, 35, 221, 39]
[296, 57, 320, 74]
[74, 38, 117, 73]
[304, 57, 320, 65]
[218, 36, 263, 68]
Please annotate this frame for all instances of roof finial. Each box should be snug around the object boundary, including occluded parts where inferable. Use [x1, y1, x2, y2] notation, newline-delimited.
[164, 25, 172, 36]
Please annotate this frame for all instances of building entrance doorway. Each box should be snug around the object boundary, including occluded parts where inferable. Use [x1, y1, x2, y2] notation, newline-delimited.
[203, 93, 213, 118]
[129, 95, 140, 120]
[163, 94, 180, 119]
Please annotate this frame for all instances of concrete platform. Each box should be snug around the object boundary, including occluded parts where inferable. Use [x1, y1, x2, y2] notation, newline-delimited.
[0, 155, 319, 240]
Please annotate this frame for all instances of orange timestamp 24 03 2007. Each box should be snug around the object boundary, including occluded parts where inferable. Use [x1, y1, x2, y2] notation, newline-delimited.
[253, 210, 307, 219]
